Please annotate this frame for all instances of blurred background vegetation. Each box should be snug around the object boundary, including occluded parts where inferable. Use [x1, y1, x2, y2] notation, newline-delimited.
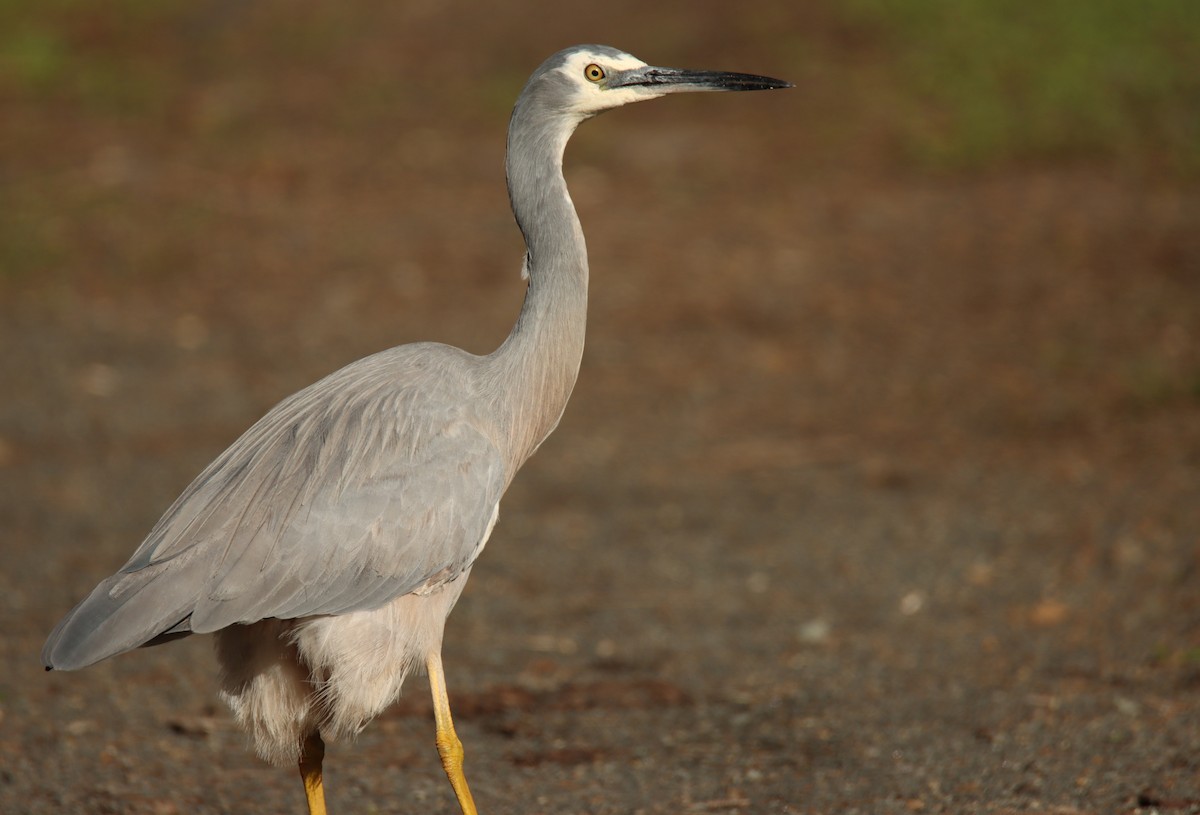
[3, 0, 1198, 174]
[847, 0, 1200, 170]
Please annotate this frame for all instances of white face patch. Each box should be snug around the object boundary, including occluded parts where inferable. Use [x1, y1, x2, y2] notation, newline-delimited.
[554, 49, 667, 114]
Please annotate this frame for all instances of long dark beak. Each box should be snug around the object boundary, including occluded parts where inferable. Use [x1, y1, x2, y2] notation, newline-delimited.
[612, 66, 793, 93]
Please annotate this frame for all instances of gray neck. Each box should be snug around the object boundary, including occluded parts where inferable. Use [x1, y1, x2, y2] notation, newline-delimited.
[487, 96, 589, 472]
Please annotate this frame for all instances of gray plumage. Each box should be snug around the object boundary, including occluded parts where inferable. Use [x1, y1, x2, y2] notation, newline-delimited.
[42, 44, 789, 813]
[48, 347, 508, 662]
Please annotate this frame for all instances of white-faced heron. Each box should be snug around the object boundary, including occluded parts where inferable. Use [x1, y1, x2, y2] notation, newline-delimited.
[43, 44, 790, 814]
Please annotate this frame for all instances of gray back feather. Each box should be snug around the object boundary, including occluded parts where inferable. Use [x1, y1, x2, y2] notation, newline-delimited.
[44, 344, 507, 669]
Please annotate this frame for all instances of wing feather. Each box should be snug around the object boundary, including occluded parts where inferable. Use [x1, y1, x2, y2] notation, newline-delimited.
[42, 345, 507, 670]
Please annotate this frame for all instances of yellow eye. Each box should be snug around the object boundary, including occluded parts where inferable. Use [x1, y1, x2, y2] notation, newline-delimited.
[584, 63, 606, 83]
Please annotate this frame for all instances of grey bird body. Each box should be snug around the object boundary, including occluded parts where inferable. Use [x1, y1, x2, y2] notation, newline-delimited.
[43, 44, 789, 812]
[47, 343, 513, 756]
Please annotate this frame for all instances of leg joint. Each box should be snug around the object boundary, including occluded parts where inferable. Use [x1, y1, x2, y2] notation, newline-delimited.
[436, 726, 465, 769]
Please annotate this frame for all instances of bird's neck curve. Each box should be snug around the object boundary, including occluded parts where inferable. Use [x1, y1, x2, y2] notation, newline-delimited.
[488, 100, 589, 472]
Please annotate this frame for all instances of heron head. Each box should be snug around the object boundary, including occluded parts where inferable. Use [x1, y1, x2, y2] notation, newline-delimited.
[523, 45, 792, 121]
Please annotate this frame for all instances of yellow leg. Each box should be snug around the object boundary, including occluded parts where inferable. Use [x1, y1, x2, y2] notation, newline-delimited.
[427, 651, 479, 815]
[298, 731, 328, 815]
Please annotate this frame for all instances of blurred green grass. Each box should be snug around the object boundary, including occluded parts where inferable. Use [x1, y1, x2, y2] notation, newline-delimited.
[845, 0, 1200, 171]
[0, 0, 179, 115]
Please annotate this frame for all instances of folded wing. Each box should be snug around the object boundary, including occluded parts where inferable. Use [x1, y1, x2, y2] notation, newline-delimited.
[43, 346, 506, 670]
